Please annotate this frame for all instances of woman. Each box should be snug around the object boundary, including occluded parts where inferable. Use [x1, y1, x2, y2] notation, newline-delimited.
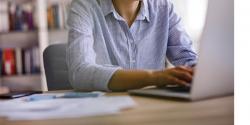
[66, 0, 197, 91]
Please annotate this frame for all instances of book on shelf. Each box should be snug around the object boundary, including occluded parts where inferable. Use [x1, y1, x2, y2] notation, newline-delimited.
[23, 47, 41, 75]
[31, 46, 40, 73]
[0, 1, 37, 33]
[47, 1, 71, 30]
[2, 49, 16, 76]
[15, 48, 22, 75]
[0, 49, 3, 76]
[24, 48, 31, 74]
[0, 47, 40, 77]
[0, 1, 10, 33]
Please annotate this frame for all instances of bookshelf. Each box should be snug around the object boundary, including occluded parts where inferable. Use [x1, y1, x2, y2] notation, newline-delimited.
[0, 0, 71, 91]
[0, 31, 38, 48]
[46, 0, 71, 45]
[48, 29, 68, 44]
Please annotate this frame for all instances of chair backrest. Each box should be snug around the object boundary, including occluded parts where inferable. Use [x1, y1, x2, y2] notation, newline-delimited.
[43, 44, 72, 90]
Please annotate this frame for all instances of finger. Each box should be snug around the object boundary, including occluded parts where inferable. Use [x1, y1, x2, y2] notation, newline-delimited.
[166, 76, 191, 87]
[170, 70, 193, 83]
[176, 66, 194, 76]
[176, 66, 193, 74]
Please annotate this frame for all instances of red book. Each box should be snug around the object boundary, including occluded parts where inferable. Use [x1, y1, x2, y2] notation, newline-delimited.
[3, 49, 16, 75]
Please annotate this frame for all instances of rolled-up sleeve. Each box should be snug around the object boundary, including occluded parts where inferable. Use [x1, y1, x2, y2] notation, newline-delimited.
[66, 1, 121, 91]
[166, 0, 198, 67]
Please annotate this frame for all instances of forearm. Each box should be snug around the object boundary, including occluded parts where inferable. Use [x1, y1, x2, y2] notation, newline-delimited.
[108, 70, 158, 92]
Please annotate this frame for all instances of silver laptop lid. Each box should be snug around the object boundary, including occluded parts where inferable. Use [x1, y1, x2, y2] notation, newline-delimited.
[190, 0, 234, 100]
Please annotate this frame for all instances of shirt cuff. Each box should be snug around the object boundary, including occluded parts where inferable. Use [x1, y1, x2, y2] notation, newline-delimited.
[72, 64, 122, 92]
[93, 65, 122, 92]
[172, 59, 198, 67]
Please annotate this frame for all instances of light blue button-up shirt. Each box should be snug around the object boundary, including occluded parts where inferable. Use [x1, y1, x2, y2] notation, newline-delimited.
[66, 0, 197, 91]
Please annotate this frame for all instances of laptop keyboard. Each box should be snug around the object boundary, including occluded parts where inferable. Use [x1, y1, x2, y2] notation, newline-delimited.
[160, 86, 191, 93]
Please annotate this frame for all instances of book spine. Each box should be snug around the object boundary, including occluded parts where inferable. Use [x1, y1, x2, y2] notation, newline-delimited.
[0, 1, 10, 33]
[0, 1, 2, 32]
[8, 2, 16, 31]
[15, 5, 23, 31]
[53, 4, 60, 29]
[15, 48, 23, 75]
[22, 3, 34, 31]
[33, 4, 38, 30]
[24, 48, 31, 74]
[32, 47, 40, 73]
[3, 49, 16, 76]
[47, 6, 54, 29]
[0, 49, 2, 76]
[47, 1, 71, 30]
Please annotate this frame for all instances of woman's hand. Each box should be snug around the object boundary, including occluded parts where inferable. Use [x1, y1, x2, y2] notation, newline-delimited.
[0, 87, 10, 95]
[154, 66, 194, 87]
[108, 66, 194, 91]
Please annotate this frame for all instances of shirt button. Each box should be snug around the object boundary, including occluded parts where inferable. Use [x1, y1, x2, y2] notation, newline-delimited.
[129, 39, 133, 43]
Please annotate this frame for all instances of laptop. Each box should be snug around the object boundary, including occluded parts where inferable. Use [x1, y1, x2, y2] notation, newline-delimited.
[129, 0, 234, 101]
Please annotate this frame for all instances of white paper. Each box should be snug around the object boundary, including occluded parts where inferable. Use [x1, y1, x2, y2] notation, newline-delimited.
[0, 96, 136, 121]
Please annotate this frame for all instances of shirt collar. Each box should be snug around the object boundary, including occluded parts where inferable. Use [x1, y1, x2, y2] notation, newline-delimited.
[137, 0, 150, 22]
[100, 0, 150, 22]
[99, 0, 114, 16]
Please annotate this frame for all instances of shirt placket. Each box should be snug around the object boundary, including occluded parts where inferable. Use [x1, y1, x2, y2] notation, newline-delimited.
[124, 27, 137, 69]
[118, 19, 138, 69]
[128, 35, 137, 69]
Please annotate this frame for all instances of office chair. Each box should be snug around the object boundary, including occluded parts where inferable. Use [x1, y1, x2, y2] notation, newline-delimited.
[43, 44, 72, 90]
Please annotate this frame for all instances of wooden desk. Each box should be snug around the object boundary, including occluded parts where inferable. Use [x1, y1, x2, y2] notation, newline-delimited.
[2, 93, 234, 125]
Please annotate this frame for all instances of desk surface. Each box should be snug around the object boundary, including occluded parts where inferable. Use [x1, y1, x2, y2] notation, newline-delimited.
[1, 93, 234, 125]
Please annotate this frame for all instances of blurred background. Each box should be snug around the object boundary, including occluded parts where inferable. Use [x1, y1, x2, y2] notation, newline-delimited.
[172, 0, 208, 51]
[0, 0, 208, 92]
